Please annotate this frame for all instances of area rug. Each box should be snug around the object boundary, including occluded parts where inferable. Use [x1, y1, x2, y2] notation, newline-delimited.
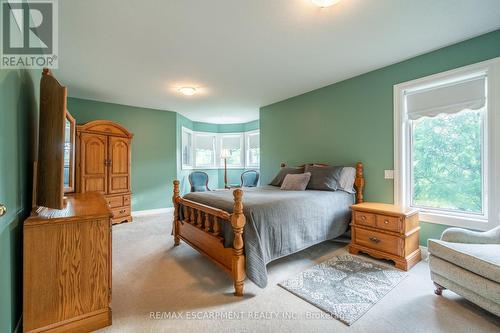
[278, 255, 407, 326]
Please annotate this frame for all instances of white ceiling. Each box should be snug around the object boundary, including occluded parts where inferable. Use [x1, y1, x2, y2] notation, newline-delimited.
[56, 0, 500, 124]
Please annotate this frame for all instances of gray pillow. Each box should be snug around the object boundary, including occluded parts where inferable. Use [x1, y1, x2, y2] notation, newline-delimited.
[269, 167, 304, 186]
[304, 165, 342, 191]
[280, 173, 311, 191]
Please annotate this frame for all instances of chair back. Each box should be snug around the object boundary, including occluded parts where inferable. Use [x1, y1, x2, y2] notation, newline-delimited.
[189, 171, 210, 192]
[241, 170, 259, 187]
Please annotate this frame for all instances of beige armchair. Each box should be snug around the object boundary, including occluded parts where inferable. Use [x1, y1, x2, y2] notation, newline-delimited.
[428, 226, 500, 316]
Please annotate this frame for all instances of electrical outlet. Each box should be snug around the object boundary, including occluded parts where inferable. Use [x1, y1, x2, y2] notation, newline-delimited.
[384, 170, 394, 179]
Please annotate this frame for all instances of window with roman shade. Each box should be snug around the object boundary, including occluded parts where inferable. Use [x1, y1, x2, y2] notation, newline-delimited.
[394, 58, 500, 231]
[220, 134, 243, 167]
[246, 131, 260, 167]
[194, 133, 216, 167]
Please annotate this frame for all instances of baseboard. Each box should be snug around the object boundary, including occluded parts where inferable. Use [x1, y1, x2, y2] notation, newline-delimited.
[131, 207, 173, 217]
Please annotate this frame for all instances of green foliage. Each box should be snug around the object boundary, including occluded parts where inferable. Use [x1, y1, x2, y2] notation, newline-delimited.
[412, 110, 483, 214]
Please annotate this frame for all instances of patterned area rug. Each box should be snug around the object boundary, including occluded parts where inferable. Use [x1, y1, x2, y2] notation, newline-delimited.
[278, 255, 407, 326]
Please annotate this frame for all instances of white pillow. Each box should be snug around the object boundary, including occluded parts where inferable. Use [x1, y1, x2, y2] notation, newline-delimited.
[280, 172, 311, 191]
[339, 167, 356, 193]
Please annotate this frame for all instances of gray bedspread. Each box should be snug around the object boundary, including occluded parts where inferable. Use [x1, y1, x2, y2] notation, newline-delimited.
[183, 186, 354, 288]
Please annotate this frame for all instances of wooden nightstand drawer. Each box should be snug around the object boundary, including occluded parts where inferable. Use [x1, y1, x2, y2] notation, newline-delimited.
[354, 211, 376, 227]
[376, 214, 401, 233]
[354, 228, 401, 256]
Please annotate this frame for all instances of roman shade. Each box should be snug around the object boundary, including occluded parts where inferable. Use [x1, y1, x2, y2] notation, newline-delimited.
[195, 134, 215, 150]
[221, 135, 241, 150]
[406, 76, 486, 120]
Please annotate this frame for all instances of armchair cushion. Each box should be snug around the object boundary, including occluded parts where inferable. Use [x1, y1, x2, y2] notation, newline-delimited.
[428, 239, 500, 282]
[441, 226, 500, 244]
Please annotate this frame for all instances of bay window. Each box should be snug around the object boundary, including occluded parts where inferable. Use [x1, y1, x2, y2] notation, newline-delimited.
[180, 127, 260, 169]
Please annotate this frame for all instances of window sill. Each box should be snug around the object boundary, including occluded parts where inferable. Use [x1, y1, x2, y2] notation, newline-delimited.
[419, 210, 494, 231]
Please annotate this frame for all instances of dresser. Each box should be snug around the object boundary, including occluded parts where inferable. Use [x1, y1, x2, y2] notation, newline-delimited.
[349, 202, 421, 270]
[23, 193, 112, 333]
[76, 120, 133, 224]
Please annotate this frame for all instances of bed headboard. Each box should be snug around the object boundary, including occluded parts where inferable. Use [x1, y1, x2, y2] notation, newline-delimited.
[279, 161, 365, 204]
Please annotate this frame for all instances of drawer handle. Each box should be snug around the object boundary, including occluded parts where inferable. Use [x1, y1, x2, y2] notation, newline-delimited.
[384, 220, 389, 224]
[361, 216, 366, 220]
[369, 237, 381, 244]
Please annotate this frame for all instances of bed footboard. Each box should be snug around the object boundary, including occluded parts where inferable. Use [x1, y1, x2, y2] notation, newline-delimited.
[172, 180, 246, 296]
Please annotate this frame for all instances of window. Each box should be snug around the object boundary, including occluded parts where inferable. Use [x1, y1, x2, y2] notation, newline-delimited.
[181, 127, 193, 168]
[246, 130, 260, 167]
[220, 134, 244, 167]
[180, 127, 260, 170]
[394, 58, 500, 230]
[194, 133, 216, 167]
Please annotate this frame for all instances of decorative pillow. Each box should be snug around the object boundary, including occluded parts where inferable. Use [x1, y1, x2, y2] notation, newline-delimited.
[269, 166, 304, 186]
[338, 167, 356, 193]
[280, 172, 311, 191]
[304, 165, 342, 191]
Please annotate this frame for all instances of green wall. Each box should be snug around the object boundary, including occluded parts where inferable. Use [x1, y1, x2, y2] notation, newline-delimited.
[260, 29, 500, 246]
[68, 98, 178, 211]
[0, 69, 39, 333]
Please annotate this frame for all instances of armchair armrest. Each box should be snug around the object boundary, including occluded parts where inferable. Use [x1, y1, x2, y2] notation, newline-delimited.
[441, 226, 500, 244]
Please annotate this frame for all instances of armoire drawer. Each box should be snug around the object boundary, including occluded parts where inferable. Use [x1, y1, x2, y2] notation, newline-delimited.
[107, 195, 123, 208]
[111, 206, 131, 218]
[106, 194, 131, 208]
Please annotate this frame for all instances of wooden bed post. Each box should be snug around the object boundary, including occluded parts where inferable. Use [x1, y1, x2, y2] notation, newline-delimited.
[231, 189, 246, 296]
[354, 162, 365, 204]
[173, 180, 180, 246]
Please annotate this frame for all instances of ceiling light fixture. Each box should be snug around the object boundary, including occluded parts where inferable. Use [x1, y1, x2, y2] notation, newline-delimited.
[178, 87, 197, 96]
[312, 0, 340, 8]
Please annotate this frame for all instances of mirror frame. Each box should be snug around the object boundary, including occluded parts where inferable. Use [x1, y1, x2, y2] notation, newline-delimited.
[64, 110, 76, 193]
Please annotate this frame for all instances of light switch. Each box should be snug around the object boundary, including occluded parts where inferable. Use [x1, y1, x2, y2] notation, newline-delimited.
[384, 170, 394, 179]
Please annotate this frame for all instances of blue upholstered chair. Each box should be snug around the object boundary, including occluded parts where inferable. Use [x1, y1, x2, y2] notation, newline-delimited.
[241, 170, 259, 187]
[189, 171, 210, 192]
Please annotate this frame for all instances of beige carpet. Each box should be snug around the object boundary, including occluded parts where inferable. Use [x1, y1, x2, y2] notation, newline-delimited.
[97, 211, 500, 333]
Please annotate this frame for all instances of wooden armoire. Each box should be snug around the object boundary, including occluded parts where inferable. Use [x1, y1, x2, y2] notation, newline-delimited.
[76, 120, 133, 224]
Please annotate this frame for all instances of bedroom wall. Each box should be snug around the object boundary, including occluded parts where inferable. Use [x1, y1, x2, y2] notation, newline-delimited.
[68, 98, 178, 211]
[0, 69, 39, 333]
[260, 29, 500, 246]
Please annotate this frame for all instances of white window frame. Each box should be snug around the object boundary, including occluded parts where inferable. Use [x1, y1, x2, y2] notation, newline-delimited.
[245, 130, 260, 168]
[394, 57, 500, 231]
[181, 126, 194, 170]
[219, 133, 245, 169]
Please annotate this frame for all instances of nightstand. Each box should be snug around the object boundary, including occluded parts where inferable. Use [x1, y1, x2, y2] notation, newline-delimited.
[349, 202, 421, 271]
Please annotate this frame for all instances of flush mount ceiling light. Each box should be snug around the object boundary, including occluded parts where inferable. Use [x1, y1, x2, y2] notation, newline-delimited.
[178, 87, 197, 96]
[312, 0, 341, 8]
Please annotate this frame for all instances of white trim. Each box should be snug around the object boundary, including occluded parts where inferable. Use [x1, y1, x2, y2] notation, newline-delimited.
[132, 207, 173, 217]
[394, 57, 500, 231]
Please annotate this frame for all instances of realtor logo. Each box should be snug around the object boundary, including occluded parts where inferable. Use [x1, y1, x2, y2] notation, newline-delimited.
[1, 0, 58, 68]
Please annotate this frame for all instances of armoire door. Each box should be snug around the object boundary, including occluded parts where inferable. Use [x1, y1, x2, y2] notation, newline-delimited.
[108, 136, 131, 194]
[80, 133, 108, 193]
